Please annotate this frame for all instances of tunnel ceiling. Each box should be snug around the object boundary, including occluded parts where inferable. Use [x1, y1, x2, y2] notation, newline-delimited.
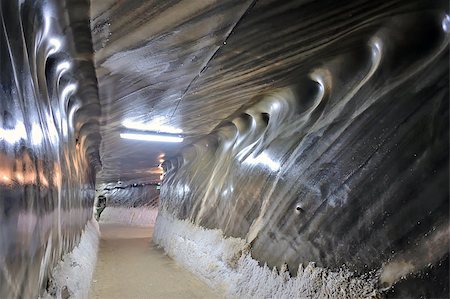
[90, 0, 447, 185]
[91, 0, 254, 184]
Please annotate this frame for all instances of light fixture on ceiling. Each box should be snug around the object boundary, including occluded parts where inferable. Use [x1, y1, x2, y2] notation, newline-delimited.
[120, 130, 184, 143]
[122, 117, 183, 134]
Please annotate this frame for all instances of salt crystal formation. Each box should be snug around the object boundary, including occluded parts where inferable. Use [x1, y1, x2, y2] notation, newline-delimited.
[154, 211, 380, 298]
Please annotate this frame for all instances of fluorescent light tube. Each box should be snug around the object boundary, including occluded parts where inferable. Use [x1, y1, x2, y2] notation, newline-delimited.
[122, 119, 183, 134]
[120, 132, 183, 143]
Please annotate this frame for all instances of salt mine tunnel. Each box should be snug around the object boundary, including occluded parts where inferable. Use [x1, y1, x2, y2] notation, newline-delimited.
[0, 0, 449, 298]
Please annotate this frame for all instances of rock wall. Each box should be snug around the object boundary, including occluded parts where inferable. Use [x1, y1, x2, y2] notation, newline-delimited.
[96, 182, 160, 226]
[97, 182, 160, 208]
[0, 0, 100, 298]
[155, 1, 449, 297]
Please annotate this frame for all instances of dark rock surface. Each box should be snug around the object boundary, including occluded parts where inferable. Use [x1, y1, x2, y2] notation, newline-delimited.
[0, 0, 448, 297]
[157, 0, 449, 297]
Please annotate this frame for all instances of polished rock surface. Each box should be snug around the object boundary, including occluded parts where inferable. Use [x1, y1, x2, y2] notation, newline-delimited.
[1, 0, 448, 297]
[156, 0, 449, 297]
[0, 0, 100, 298]
[97, 181, 160, 208]
[91, 0, 450, 192]
[91, 0, 254, 184]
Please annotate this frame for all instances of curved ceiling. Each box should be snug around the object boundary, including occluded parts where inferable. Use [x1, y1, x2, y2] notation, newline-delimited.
[90, 0, 448, 185]
[91, 0, 254, 184]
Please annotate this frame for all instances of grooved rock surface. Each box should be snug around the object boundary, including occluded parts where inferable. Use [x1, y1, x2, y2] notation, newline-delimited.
[154, 1, 449, 297]
[0, 0, 100, 298]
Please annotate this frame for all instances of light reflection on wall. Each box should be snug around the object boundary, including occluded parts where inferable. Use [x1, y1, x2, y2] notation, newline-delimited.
[244, 152, 280, 171]
[0, 121, 27, 144]
[0, 0, 100, 298]
[31, 123, 44, 146]
[48, 37, 62, 54]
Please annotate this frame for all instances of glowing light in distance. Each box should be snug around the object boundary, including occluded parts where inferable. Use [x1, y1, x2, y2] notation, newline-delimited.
[120, 133, 183, 143]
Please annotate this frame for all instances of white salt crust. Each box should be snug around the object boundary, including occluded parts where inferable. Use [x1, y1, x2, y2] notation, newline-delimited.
[40, 219, 100, 299]
[154, 211, 380, 299]
[99, 207, 158, 226]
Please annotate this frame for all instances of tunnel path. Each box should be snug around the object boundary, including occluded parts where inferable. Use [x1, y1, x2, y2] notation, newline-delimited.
[89, 223, 220, 299]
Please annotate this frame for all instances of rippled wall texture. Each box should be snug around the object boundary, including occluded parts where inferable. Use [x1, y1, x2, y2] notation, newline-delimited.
[97, 182, 160, 208]
[158, 2, 449, 297]
[0, 0, 100, 298]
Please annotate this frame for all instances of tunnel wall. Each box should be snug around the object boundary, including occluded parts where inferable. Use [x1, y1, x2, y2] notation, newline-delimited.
[0, 0, 101, 298]
[96, 182, 160, 226]
[155, 2, 449, 297]
[97, 182, 160, 208]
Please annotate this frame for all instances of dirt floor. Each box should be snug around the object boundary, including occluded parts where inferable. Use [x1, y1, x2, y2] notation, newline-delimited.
[89, 223, 221, 299]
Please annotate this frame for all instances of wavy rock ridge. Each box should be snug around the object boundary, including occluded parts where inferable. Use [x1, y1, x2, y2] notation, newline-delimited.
[156, 3, 449, 296]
